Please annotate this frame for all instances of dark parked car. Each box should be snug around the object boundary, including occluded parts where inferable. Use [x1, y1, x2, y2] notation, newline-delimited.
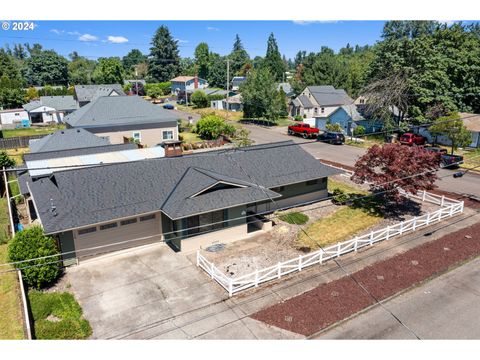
[163, 103, 174, 110]
[424, 147, 464, 168]
[317, 131, 345, 145]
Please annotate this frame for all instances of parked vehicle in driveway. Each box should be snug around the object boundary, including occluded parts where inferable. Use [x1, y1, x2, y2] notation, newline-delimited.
[163, 103, 174, 110]
[399, 133, 426, 146]
[317, 131, 345, 145]
[287, 123, 320, 139]
[424, 147, 464, 168]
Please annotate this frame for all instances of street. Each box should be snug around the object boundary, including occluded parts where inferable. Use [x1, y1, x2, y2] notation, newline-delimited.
[242, 123, 480, 199]
[316, 257, 480, 339]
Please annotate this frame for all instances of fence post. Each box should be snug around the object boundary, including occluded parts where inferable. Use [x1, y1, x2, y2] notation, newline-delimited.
[210, 262, 215, 279]
[354, 237, 358, 252]
[460, 201, 464, 213]
[196, 250, 200, 267]
[441, 195, 445, 207]
[255, 270, 259, 287]
[369, 232, 374, 245]
[337, 243, 341, 257]
[298, 256, 303, 271]
[399, 222, 404, 235]
[426, 213, 430, 226]
[319, 251, 323, 265]
[385, 226, 390, 240]
[277, 263, 281, 279]
[412, 217, 416, 231]
[228, 279, 233, 298]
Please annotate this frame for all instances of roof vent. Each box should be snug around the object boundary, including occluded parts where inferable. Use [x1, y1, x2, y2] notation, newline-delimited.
[61, 131, 64, 134]
[76, 129, 80, 133]
[50, 198, 58, 217]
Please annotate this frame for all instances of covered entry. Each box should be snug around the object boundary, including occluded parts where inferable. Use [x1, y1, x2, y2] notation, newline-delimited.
[72, 213, 162, 259]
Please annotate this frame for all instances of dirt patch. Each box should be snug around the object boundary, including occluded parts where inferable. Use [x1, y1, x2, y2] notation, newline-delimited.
[251, 221, 480, 336]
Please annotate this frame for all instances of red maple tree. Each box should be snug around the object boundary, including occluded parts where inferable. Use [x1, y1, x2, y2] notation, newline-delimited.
[351, 144, 440, 201]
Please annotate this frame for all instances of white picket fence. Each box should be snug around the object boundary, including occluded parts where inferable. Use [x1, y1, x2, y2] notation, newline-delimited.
[197, 190, 464, 297]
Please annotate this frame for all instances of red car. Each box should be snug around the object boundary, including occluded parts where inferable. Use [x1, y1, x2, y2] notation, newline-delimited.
[287, 123, 320, 139]
[399, 133, 426, 146]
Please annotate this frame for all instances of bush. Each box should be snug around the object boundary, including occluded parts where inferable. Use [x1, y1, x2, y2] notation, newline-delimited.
[191, 90, 208, 108]
[332, 188, 350, 205]
[207, 94, 226, 102]
[278, 212, 309, 225]
[326, 123, 344, 133]
[8, 226, 61, 289]
[195, 115, 236, 140]
[294, 115, 303, 121]
[353, 125, 365, 137]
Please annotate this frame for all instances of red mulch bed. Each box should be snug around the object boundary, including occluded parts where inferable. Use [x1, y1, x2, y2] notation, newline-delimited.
[319, 159, 355, 172]
[251, 222, 480, 336]
[428, 188, 480, 209]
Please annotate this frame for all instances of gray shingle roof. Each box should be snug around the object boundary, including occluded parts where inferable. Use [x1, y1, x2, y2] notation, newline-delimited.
[340, 105, 364, 121]
[24, 143, 137, 162]
[298, 95, 314, 108]
[74, 84, 125, 103]
[23, 96, 78, 112]
[307, 86, 354, 106]
[28, 141, 342, 234]
[28, 128, 111, 153]
[64, 95, 179, 128]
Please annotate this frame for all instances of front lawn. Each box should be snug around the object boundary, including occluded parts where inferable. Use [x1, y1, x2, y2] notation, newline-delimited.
[0, 198, 25, 340]
[6, 148, 29, 165]
[278, 211, 309, 225]
[179, 131, 202, 144]
[176, 105, 245, 122]
[28, 290, 92, 340]
[1, 125, 65, 138]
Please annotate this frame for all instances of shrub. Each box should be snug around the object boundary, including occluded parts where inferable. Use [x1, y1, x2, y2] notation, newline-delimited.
[207, 94, 226, 102]
[353, 125, 365, 137]
[278, 212, 309, 225]
[326, 123, 344, 133]
[332, 188, 350, 205]
[294, 115, 303, 121]
[195, 115, 236, 140]
[191, 90, 208, 108]
[8, 226, 61, 289]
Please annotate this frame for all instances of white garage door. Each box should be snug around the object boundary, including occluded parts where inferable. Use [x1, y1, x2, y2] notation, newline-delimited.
[74, 213, 162, 258]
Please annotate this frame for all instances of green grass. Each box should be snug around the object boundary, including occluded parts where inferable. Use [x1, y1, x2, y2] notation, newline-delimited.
[278, 211, 309, 225]
[346, 134, 386, 149]
[8, 174, 22, 204]
[179, 132, 202, 144]
[328, 179, 368, 195]
[0, 197, 25, 340]
[2, 124, 65, 138]
[28, 290, 92, 340]
[5, 148, 29, 165]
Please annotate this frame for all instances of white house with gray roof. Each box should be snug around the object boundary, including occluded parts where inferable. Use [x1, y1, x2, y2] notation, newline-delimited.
[22, 95, 78, 124]
[25, 141, 341, 261]
[64, 95, 179, 147]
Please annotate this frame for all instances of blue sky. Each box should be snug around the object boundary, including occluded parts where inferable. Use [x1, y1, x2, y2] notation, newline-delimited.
[1, 20, 389, 60]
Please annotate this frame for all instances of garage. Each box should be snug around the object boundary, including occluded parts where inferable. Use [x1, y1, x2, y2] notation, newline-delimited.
[72, 212, 163, 259]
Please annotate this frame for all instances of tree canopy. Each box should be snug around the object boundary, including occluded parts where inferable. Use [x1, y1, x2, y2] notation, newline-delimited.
[24, 49, 69, 86]
[263, 33, 285, 82]
[229, 35, 250, 75]
[194, 42, 210, 79]
[92, 57, 124, 84]
[148, 25, 181, 82]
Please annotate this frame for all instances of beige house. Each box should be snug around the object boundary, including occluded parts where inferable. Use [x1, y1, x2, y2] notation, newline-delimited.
[64, 95, 179, 147]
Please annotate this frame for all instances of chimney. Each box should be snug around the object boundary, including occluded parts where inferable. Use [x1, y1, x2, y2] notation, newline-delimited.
[162, 140, 183, 157]
[194, 75, 199, 89]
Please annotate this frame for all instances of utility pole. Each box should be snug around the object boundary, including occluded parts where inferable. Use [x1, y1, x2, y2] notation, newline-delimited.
[226, 58, 230, 120]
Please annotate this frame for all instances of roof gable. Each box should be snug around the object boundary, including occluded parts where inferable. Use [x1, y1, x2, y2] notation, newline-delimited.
[29, 128, 111, 153]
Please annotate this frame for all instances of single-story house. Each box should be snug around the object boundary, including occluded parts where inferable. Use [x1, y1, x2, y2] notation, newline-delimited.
[231, 76, 247, 91]
[415, 112, 480, 148]
[210, 94, 243, 112]
[64, 95, 179, 147]
[74, 84, 126, 107]
[171, 76, 208, 96]
[25, 141, 341, 261]
[314, 104, 365, 135]
[0, 108, 29, 129]
[28, 128, 111, 153]
[290, 86, 354, 119]
[22, 96, 78, 124]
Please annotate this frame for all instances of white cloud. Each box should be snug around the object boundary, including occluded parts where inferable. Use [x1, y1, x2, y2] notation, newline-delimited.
[78, 33, 98, 42]
[175, 38, 189, 44]
[67, 31, 81, 36]
[107, 35, 129, 44]
[206, 26, 220, 31]
[292, 20, 339, 25]
[50, 29, 64, 35]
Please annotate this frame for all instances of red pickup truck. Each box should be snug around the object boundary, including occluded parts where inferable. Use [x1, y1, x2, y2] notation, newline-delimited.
[287, 123, 320, 139]
[399, 133, 427, 146]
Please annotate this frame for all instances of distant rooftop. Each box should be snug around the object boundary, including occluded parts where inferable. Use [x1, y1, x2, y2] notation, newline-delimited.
[29, 128, 111, 153]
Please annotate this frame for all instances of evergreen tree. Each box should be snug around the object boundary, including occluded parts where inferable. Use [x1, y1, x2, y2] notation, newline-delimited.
[207, 53, 227, 89]
[122, 49, 147, 75]
[263, 33, 285, 82]
[229, 34, 250, 75]
[92, 57, 124, 84]
[194, 42, 210, 79]
[148, 25, 181, 82]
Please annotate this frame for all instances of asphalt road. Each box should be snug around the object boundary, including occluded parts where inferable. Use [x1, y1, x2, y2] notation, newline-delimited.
[242, 124, 480, 199]
[316, 257, 480, 339]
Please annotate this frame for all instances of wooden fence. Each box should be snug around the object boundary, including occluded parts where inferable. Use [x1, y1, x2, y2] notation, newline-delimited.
[0, 135, 45, 149]
[197, 190, 464, 297]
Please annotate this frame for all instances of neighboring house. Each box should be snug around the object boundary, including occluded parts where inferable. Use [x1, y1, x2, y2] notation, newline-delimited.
[0, 108, 29, 129]
[22, 96, 78, 124]
[314, 104, 364, 135]
[277, 82, 294, 98]
[290, 86, 354, 119]
[74, 84, 126, 107]
[210, 94, 243, 111]
[28, 128, 111, 153]
[170, 76, 208, 96]
[203, 88, 229, 97]
[415, 112, 480, 148]
[64, 95, 179, 147]
[354, 95, 402, 132]
[231, 76, 247, 91]
[25, 141, 341, 260]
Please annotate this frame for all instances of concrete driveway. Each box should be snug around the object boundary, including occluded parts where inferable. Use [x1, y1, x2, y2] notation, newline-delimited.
[65, 244, 226, 339]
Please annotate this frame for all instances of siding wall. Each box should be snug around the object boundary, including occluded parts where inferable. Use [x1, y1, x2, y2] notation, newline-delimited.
[94, 126, 178, 147]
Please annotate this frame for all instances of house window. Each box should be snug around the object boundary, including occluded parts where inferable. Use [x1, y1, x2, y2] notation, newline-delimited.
[132, 131, 141, 143]
[306, 179, 319, 186]
[321, 107, 325, 114]
[163, 130, 174, 140]
[14, 113, 20, 116]
[140, 214, 156, 222]
[100, 222, 118, 230]
[78, 226, 97, 235]
[314, 108, 318, 115]
[120, 218, 137, 226]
